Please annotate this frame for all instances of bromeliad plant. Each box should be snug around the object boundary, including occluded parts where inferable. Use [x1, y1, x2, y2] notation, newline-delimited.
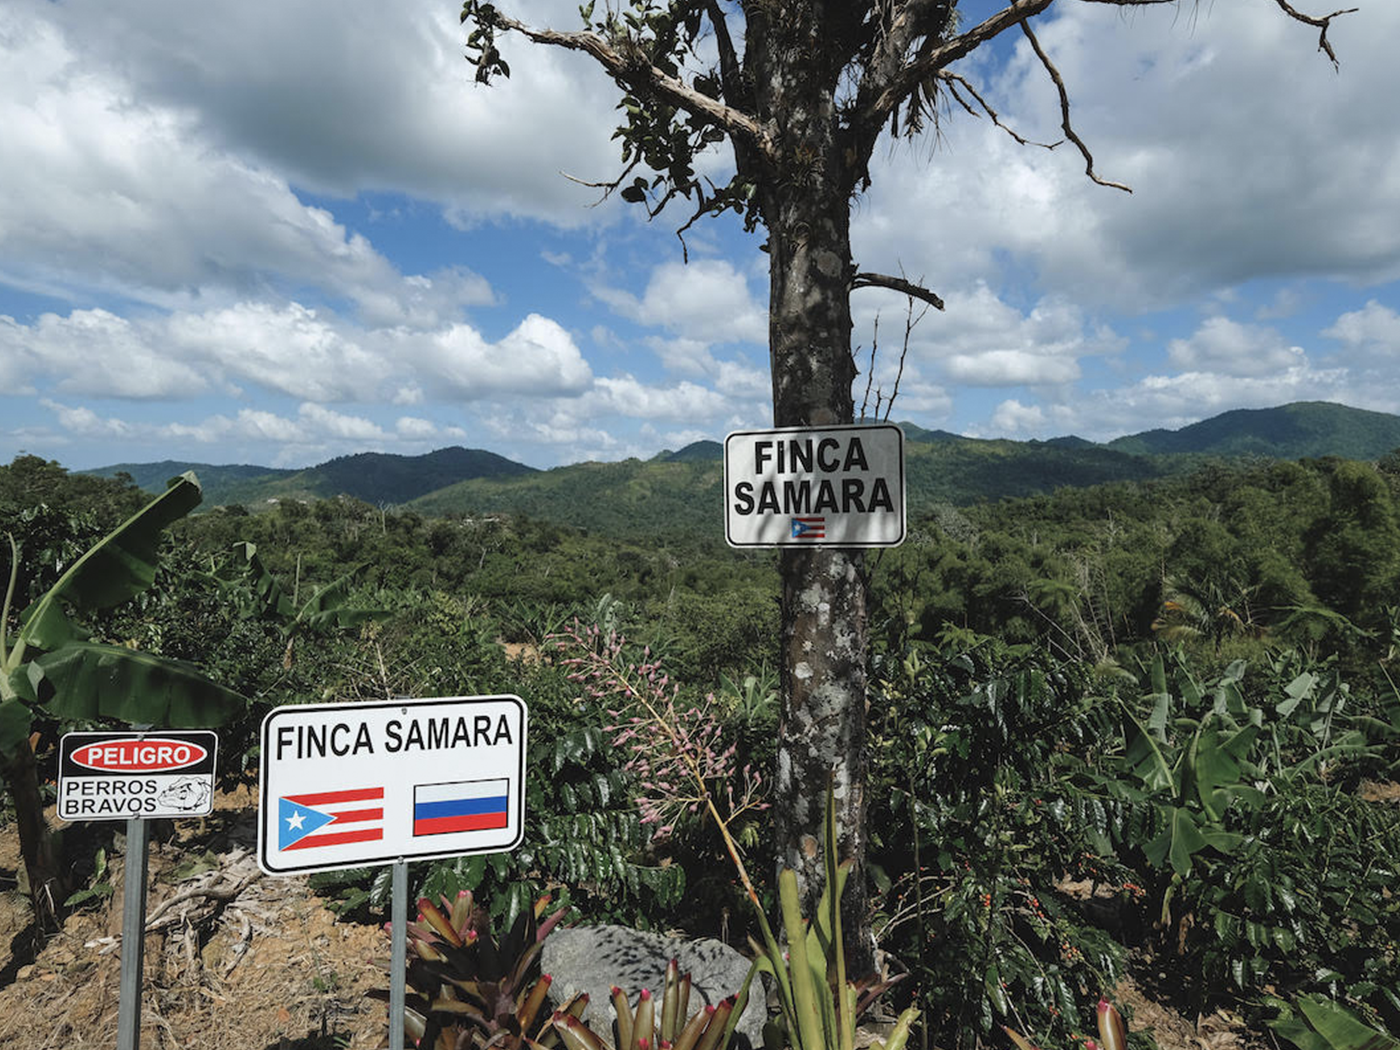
[0, 473, 246, 916]
[385, 889, 576, 1050]
[548, 958, 745, 1050]
[748, 787, 918, 1050]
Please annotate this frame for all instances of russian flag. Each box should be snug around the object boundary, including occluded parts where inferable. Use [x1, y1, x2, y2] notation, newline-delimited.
[414, 778, 509, 837]
[278, 787, 384, 851]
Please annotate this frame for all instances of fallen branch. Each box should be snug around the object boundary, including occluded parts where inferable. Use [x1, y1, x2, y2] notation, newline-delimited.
[144, 869, 263, 932]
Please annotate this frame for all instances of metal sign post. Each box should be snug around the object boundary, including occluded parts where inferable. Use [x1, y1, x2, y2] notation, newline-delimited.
[61, 728, 218, 1050]
[116, 816, 151, 1050]
[390, 859, 408, 1050]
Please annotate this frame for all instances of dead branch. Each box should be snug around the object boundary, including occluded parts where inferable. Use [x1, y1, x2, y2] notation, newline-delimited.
[488, 14, 774, 160]
[939, 70, 1060, 149]
[224, 909, 255, 976]
[560, 158, 645, 204]
[144, 869, 263, 931]
[852, 272, 946, 310]
[860, 316, 880, 421]
[886, 288, 929, 421]
[861, 0, 1056, 130]
[1020, 21, 1133, 193]
[1269, 0, 1358, 68]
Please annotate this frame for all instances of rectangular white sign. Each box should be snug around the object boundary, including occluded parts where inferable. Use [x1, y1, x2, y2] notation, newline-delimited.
[258, 695, 527, 875]
[58, 730, 218, 821]
[724, 423, 906, 547]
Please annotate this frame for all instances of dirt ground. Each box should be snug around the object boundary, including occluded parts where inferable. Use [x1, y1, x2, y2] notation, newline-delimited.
[10, 782, 1386, 1050]
[0, 785, 388, 1049]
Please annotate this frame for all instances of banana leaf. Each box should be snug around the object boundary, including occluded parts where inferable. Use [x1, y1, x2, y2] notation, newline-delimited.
[31, 641, 246, 727]
[1279, 995, 1400, 1050]
[18, 473, 202, 651]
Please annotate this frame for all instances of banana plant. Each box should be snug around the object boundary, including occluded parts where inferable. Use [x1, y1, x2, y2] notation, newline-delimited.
[1110, 655, 1265, 877]
[0, 473, 246, 915]
[226, 541, 385, 668]
[1271, 994, 1400, 1050]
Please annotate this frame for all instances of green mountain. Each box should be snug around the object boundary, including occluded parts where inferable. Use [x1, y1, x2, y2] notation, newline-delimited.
[307, 447, 534, 504]
[88, 461, 302, 507]
[83, 402, 1400, 537]
[89, 447, 535, 508]
[403, 427, 1168, 537]
[409, 457, 727, 538]
[1109, 401, 1400, 460]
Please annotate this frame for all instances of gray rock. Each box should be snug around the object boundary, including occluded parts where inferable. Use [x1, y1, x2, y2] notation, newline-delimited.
[541, 925, 764, 1050]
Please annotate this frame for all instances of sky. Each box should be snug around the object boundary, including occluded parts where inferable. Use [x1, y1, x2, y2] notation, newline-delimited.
[2, 0, 1398, 471]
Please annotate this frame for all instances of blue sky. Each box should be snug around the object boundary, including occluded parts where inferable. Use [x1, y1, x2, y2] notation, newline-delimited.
[2, 0, 1398, 470]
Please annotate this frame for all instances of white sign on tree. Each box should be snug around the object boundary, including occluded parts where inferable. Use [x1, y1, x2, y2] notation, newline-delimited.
[724, 423, 906, 548]
[258, 695, 527, 876]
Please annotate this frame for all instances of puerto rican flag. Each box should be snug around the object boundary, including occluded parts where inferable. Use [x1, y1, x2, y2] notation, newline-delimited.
[791, 516, 826, 540]
[278, 787, 384, 851]
[414, 778, 509, 837]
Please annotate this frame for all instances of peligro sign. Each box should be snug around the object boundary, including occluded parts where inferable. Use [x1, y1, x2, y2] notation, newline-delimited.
[58, 730, 219, 822]
[69, 738, 209, 773]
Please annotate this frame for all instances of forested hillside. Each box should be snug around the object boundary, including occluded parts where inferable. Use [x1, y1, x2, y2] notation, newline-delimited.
[3, 450, 1397, 1050]
[85, 404, 1400, 532]
[1108, 401, 1400, 459]
[90, 446, 535, 508]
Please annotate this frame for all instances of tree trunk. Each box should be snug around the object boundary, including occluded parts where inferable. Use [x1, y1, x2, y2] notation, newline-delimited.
[1, 741, 66, 925]
[751, 1, 874, 971]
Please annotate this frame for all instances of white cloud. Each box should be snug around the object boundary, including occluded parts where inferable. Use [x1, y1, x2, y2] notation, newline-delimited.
[1324, 300, 1400, 361]
[990, 399, 1046, 435]
[599, 259, 766, 345]
[407, 313, 594, 398]
[649, 337, 770, 399]
[584, 375, 732, 421]
[854, 3, 1400, 310]
[0, 4, 496, 323]
[3, 310, 208, 399]
[2, 303, 595, 406]
[861, 284, 1121, 389]
[1166, 317, 1306, 378]
[944, 349, 1080, 386]
[30, 0, 624, 227]
[167, 303, 387, 401]
[39, 399, 134, 439]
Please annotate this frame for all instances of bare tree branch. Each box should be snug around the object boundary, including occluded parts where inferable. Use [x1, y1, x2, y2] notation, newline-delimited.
[853, 0, 1350, 172]
[851, 271, 946, 310]
[885, 291, 928, 422]
[705, 0, 762, 183]
[860, 316, 879, 422]
[939, 70, 1060, 149]
[1269, 0, 1358, 68]
[560, 158, 645, 203]
[858, 0, 1056, 133]
[490, 13, 774, 160]
[705, 0, 745, 114]
[1020, 21, 1133, 193]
